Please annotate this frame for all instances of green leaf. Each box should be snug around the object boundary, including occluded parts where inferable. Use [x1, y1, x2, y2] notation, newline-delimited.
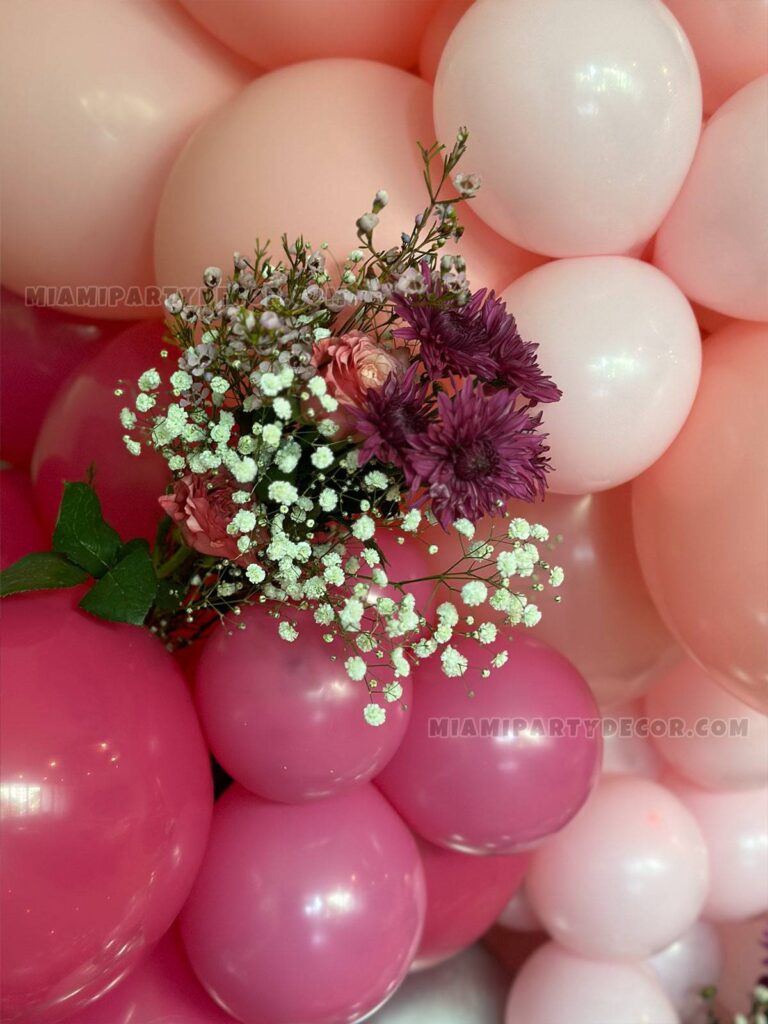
[52, 482, 122, 577]
[79, 544, 157, 626]
[0, 552, 89, 597]
[154, 578, 183, 614]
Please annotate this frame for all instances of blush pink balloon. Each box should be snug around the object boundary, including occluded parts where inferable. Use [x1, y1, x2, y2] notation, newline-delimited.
[376, 634, 601, 854]
[31, 321, 171, 542]
[504, 942, 678, 1024]
[181, 784, 426, 1024]
[413, 837, 529, 970]
[667, 777, 768, 923]
[647, 919, 722, 1023]
[0, 590, 213, 1024]
[496, 885, 542, 933]
[526, 776, 710, 960]
[434, 0, 701, 256]
[179, 0, 438, 69]
[0, 0, 247, 318]
[601, 700, 664, 780]
[418, 0, 472, 83]
[632, 321, 768, 714]
[502, 256, 701, 494]
[645, 659, 768, 791]
[0, 469, 45, 569]
[654, 76, 768, 321]
[716, 914, 768, 1017]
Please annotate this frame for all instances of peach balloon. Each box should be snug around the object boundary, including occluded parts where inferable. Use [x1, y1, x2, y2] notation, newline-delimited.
[654, 76, 768, 322]
[179, 0, 438, 70]
[663, 0, 768, 115]
[0, 0, 248, 318]
[502, 257, 701, 494]
[632, 321, 768, 714]
[434, 0, 701, 256]
[418, 0, 472, 83]
[716, 914, 768, 1017]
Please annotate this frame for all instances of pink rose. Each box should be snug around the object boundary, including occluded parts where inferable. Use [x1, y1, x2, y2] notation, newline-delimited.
[158, 472, 250, 564]
[312, 331, 408, 409]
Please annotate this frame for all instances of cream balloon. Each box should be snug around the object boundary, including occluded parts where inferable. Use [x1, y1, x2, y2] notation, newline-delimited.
[434, 0, 702, 256]
[647, 920, 722, 1024]
[0, 0, 248, 318]
[501, 257, 701, 494]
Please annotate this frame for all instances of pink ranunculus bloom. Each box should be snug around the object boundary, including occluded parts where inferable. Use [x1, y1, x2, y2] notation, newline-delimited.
[158, 472, 249, 564]
[312, 330, 408, 409]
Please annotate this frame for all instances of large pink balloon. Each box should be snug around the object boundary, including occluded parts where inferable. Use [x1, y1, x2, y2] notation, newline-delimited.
[504, 942, 678, 1024]
[181, 784, 426, 1024]
[654, 76, 768, 321]
[418, 0, 472, 83]
[376, 634, 601, 854]
[601, 700, 664, 780]
[716, 914, 768, 1017]
[502, 257, 701, 494]
[526, 776, 709, 960]
[645, 659, 768, 791]
[647, 920, 722, 1023]
[31, 321, 171, 542]
[0, 469, 45, 569]
[155, 60, 542, 299]
[0, 590, 213, 1023]
[0, 0, 247, 318]
[434, 0, 701, 256]
[632, 321, 768, 713]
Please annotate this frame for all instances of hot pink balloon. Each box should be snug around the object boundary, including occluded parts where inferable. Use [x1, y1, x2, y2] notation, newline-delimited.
[504, 942, 678, 1024]
[601, 700, 664, 780]
[0, 590, 213, 1023]
[632, 321, 768, 714]
[376, 634, 601, 854]
[716, 914, 768, 1018]
[181, 784, 426, 1024]
[31, 321, 171, 542]
[413, 837, 529, 970]
[418, 0, 472, 83]
[647, 919, 722, 1023]
[434, 0, 701, 256]
[0, 469, 45, 569]
[654, 76, 768, 321]
[526, 776, 710, 960]
[502, 256, 701, 494]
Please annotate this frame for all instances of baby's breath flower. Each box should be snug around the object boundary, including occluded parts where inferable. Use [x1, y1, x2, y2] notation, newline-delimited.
[441, 646, 468, 678]
[273, 397, 292, 420]
[210, 376, 229, 395]
[138, 368, 160, 392]
[135, 393, 155, 413]
[491, 650, 509, 669]
[345, 656, 367, 681]
[268, 480, 299, 505]
[120, 408, 136, 429]
[363, 702, 386, 726]
[476, 622, 498, 644]
[453, 518, 475, 538]
[461, 580, 487, 606]
[384, 680, 404, 700]
[318, 488, 337, 512]
[340, 597, 364, 631]
[352, 515, 375, 542]
[364, 470, 389, 491]
[123, 436, 141, 456]
[549, 566, 565, 587]
[523, 604, 542, 627]
[307, 376, 327, 396]
[319, 393, 339, 412]
[278, 621, 299, 642]
[311, 446, 334, 469]
[246, 563, 266, 585]
[229, 509, 257, 534]
[531, 523, 549, 541]
[401, 509, 422, 532]
[314, 603, 335, 626]
[509, 518, 531, 540]
[497, 550, 518, 578]
[437, 602, 459, 626]
[361, 547, 380, 566]
[259, 372, 282, 396]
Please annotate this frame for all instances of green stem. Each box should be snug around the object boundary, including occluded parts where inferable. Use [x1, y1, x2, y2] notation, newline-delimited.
[156, 545, 194, 580]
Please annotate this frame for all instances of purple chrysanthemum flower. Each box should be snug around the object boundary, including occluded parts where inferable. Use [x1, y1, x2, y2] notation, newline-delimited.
[352, 364, 430, 468]
[406, 381, 550, 528]
[480, 294, 562, 405]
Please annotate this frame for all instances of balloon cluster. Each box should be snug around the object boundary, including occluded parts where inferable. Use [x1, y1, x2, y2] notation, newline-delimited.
[1, 1, 766, 1023]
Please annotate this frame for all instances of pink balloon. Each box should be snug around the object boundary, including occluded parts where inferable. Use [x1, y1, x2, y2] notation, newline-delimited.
[647, 920, 722, 1023]
[632, 321, 768, 713]
[434, 0, 701, 256]
[526, 776, 709, 960]
[504, 942, 678, 1024]
[0, 0, 247, 318]
[645, 659, 768, 791]
[601, 700, 664, 780]
[179, 0, 438, 69]
[663, 0, 768, 115]
[413, 837, 529, 970]
[497, 885, 542, 933]
[654, 76, 768, 321]
[418, 0, 472, 83]
[376, 634, 601, 854]
[0, 590, 213, 1023]
[668, 777, 768, 923]
[31, 321, 171, 542]
[0, 469, 45, 569]
[181, 784, 426, 1024]
[501, 256, 701, 494]
[716, 914, 768, 1017]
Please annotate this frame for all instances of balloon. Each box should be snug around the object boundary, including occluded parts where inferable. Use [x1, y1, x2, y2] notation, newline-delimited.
[501, 256, 701, 494]
[716, 914, 768, 1017]
[497, 884, 542, 933]
[668, 778, 768, 923]
[0, 590, 213, 1023]
[632, 321, 768, 713]
[601, 700, 664, 780]
[0, 469, 45, 569]
[413, 837, 529, 969]
[504, 941, 678, 1024]
[434, 0, 701, 256]
[526, 776, 709, 960]
[377, 634, 601, 854]
[31, 321, 171, 542]
[662, 0, 768, 115]
[154, 60, 543, 300]
[484, 926, 547, 976]
[0, 0, 247, 318]
[418, 1, 472, 83]
[647, 920, 722, 1024]
[181, 784, 425, 1024]
[64, 930, 233, 1024]
[179, 0, 439, 70]
[654, 76, 768, 321]
[645, 659, 768, 791]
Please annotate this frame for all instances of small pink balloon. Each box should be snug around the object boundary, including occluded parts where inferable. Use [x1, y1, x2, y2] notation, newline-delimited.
[668, 777, 768, 923]
[654, 76, 768, 321]
[647, 919, 722, 1023]
[716, 914, 768, 1017]
[413, 837, 529, 969]
[504, 942, 678, 1024]
[526, 776, 710, 960]
[0, 590, 213, 1023]
[601, 700, 664, 780]
[376, 634, 601, 854]
[0, 469, 45, 569]
[501, 256, 701, 494]
[418, 0, 472, 83]
[31, 321, 170, 542]
[497, 885, 542, 933]
[434, 0, 701, 256]
[181, 784, 426, 1024]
